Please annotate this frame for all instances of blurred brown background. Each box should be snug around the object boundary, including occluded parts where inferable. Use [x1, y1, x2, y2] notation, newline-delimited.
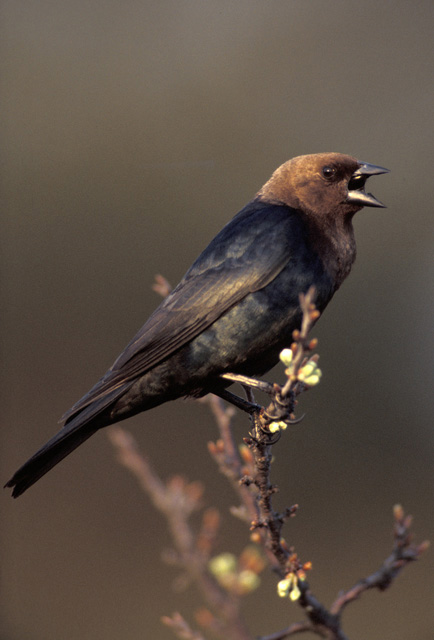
[2, 1, 434, 639]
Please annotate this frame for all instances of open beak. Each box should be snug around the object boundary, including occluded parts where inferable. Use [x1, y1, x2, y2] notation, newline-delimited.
[347, 162, 390, 208]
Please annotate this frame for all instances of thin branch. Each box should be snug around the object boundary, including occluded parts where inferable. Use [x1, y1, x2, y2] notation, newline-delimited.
[258, 621, 317, 640]
[330, 505, 430, 615]
[162, 612, 206, 640]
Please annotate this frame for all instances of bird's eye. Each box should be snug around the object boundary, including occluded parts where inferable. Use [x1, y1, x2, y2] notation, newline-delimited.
[322, 166, 336, 180]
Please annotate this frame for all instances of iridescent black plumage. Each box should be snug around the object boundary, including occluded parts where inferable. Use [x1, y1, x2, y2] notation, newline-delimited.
[6, 153, 388, 497]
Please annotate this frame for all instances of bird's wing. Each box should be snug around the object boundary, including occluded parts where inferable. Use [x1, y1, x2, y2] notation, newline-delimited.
[62, 202, 295, 421]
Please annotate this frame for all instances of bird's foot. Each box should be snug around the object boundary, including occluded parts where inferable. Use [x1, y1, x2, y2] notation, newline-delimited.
[217, 373, 303, 434]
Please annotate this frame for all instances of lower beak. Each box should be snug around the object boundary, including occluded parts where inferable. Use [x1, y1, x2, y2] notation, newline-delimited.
[347, 162, 390, 208]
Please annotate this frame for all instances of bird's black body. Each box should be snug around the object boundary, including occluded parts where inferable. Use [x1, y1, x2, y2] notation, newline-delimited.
[6, 153, 389, 497]
[68, 201, 334, 415]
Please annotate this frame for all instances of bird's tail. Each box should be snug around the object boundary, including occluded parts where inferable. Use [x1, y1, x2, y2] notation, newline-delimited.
[5, 421, 101, 498]
[5, 381, 137, 498]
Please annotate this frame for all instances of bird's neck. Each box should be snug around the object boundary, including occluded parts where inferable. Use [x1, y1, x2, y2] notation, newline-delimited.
[304, 213, 357, 290]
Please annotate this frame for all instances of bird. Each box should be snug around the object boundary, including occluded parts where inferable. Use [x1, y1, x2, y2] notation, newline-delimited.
[5, 152, 389, 498]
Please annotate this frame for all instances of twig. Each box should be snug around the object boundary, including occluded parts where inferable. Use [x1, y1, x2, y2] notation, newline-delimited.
[162, 612, 206, 640]
[330, 504, 429, 615]
[257, 621, 314, 639]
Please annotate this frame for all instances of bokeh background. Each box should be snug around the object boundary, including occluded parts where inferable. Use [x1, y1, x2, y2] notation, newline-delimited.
[2, 1, 434, 639]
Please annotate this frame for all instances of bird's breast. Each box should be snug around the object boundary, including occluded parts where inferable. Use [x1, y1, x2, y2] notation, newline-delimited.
[183, 251, 335, 382]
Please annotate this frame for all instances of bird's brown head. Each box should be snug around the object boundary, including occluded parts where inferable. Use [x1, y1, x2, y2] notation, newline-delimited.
[258, 152, 389, 219]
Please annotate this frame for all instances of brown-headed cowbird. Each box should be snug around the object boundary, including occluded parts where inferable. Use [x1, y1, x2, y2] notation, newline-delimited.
[6, 153, 388, 497]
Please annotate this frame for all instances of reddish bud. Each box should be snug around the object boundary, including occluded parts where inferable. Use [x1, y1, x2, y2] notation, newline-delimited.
[195, 608, 215, 628]
[393, 504, 404, 521]
[215, 439, 225, 452]
[202, 507, 220, 530]
[250, 531, 262, 544]
[239, 445, 254, 464]
[185, 480, 205, 501]
[418, 540, 431, 554]
[280, 538, 290, 552]
[239, 545, 266, 573]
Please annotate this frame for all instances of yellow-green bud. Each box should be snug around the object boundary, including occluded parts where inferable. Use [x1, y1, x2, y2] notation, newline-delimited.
[298, 360, 317, 380]
[277, 577, 292, 598]
[268, 421, 288, 433]
[303, 373, 321, 386]
[238, 570, 260, 593]
[279, 349, 294, 366]
[289, 582, 301, 601]
[209, 553, 237, 577]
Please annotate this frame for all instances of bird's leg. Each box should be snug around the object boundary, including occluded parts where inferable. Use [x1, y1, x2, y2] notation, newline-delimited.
[214, 389, 280, 445]
[220, 372, 274, 395]
[242, 384, 256, 404]
[220, 373, 305, 427]
[213, 389, 261, 414]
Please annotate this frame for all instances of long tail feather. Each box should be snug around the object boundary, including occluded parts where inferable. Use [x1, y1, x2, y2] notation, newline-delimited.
[5, 423, 100, 498]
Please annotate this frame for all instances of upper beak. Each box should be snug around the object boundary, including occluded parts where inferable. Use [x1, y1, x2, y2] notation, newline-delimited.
[347, 162, 390, 208]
